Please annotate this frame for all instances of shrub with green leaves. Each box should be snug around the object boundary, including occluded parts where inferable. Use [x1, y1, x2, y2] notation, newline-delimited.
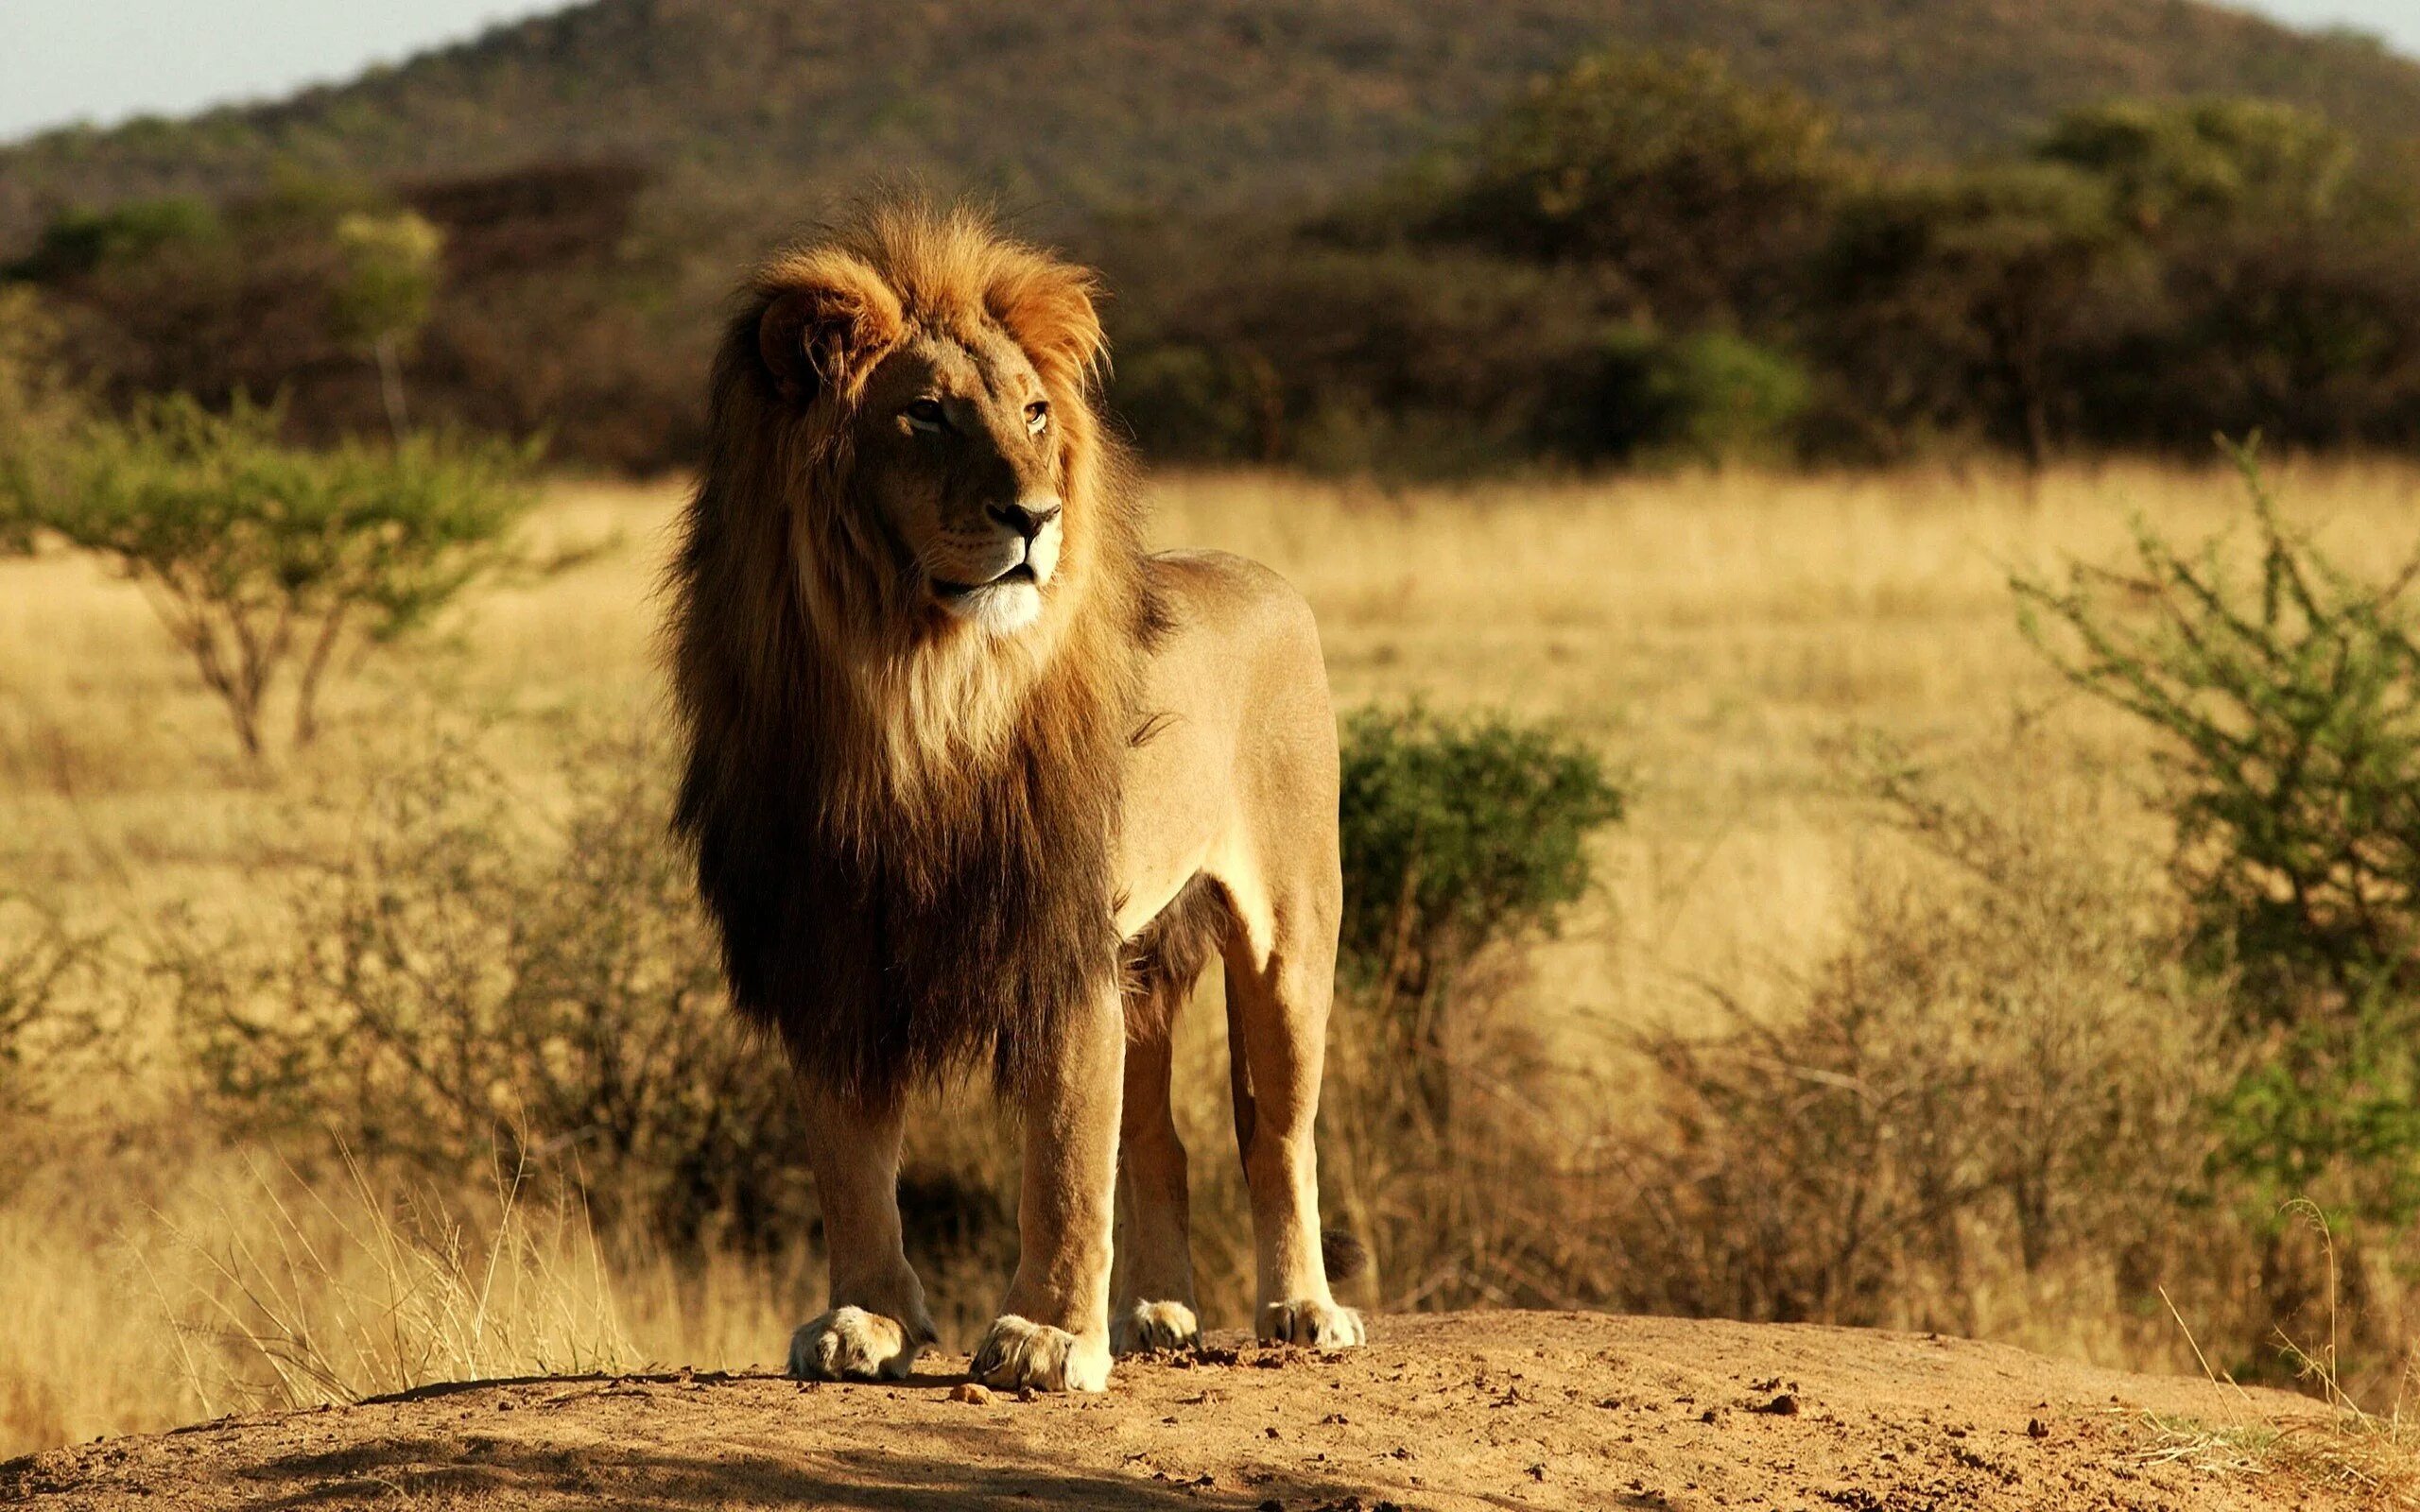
[2017, 439, 2420, 1226]
[1319, 704, 1625, 1300]
[2, 394, 535, 757]
[1337, 704, 1625, 1004]
[1587, 327, 1813, 466]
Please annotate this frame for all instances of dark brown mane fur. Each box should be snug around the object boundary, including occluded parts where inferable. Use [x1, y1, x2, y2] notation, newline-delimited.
[667, 201, 1160, 1108]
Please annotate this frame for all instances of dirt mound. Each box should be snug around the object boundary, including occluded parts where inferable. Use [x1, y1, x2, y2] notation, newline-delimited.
[2, 1312, 2349, 1510]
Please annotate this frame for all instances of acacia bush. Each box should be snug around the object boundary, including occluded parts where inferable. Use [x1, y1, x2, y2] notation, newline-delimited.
[2019, 444, 2420, 1238]
[2, 396, 535, 757]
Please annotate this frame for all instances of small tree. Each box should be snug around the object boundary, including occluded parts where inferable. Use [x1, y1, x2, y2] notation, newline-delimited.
[1816, 163, 2122, 469]
[2016, 439, 2420, 1228]
[1428, 46, 1846, 323]
[332, 211, 443, 440]
[2, 395, 534, 759]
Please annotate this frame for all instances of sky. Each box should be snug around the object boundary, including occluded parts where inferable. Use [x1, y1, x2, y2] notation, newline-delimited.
[0, 0, 2416, 146]
[0, 1, 569, 144]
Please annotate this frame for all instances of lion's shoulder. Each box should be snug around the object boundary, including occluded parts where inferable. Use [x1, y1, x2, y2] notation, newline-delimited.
[1132, 550, 1328, 733]
[1142, 549, 1315, 639]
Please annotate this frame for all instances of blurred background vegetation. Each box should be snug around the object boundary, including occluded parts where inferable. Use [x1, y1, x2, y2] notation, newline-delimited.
[4, 0, 2420, 475]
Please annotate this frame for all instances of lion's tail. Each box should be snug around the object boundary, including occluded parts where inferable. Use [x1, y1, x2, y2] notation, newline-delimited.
[1321, 1228, 1370, 1283]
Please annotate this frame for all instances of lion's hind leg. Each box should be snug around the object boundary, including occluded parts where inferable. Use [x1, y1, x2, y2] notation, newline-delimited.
[1110, 878, 1223, 1355]
[1112, 1026, 1200, 1354]
[1222, 881, 1364, 1352]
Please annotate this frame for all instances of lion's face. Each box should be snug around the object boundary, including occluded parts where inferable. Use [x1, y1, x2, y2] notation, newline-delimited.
[851, 328, 1065, 638]
[745, 223, 1109, 652]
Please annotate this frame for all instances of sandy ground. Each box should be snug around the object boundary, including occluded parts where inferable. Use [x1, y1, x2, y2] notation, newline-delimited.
[0, 1312, 2351, 1511]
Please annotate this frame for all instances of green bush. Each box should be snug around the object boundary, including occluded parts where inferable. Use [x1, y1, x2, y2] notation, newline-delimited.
[1337, 704, 1625, 1003]
[8, 197, 227, 283]
[2017, 440, 2420, 1228]
[1, 395, 536, 757]
[1319, 705, 1624, 1307]
[1584, 327, 1812, 465]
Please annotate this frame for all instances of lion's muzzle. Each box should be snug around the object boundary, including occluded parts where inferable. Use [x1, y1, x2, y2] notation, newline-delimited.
[932, 497, 1062, 633]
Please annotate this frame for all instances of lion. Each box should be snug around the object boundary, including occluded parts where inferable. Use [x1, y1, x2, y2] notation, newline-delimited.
[667, 200, 1363, 1393]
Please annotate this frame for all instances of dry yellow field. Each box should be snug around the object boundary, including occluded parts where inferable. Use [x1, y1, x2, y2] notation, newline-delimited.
[6, 457, 2420, 1455]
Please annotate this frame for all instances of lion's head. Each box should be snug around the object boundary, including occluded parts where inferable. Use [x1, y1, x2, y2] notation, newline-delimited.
[670, 200, 1154, 1103]
[713, 203, 1134, 679]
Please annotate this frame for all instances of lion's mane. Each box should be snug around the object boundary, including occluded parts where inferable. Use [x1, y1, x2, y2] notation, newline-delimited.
[667, 202, 1159, 1107]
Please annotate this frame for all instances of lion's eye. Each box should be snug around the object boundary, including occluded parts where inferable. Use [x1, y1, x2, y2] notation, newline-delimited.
[904, 398, 946, 433]
[1025, 401, 1050, 436]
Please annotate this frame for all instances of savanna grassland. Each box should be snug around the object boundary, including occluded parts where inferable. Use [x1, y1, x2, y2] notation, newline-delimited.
[6, 457, 2420, 1464]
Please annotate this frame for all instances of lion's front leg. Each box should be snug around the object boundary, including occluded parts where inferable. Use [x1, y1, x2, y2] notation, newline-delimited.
[788, 1082, 937, 1382]
[973, 986, 1123, 1393]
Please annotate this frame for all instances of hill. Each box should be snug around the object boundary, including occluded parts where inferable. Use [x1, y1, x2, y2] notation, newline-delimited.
[0, 1312, 2370, 1510]
[3, 0, 2419, 250]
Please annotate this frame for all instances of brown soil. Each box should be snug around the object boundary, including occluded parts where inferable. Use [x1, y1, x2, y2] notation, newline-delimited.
[1, 1312, 2357, 1510]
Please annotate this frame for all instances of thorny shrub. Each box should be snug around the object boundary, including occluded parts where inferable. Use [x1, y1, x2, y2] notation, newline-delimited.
[1607, 751, 2229, 1343]
[164, 739, 814, 1249]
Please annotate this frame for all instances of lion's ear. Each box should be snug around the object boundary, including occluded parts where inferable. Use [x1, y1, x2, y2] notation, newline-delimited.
[754, 257, 904, 405]
[989, 259, 1107, 388]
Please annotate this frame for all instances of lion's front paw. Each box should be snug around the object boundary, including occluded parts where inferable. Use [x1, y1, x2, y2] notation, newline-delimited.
[971, 1314, 1111, 1392]
[1110, 1299, 1201, 1356]
[787, 1305, 925, 1382]
[1258, 1297, 1365, 1350]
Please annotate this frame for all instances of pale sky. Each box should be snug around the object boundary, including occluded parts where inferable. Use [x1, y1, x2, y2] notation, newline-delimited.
[0, 1, 2415, 146]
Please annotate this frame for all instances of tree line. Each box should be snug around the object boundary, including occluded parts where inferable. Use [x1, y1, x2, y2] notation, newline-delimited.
[1108, 48, 2420, 473]
[8, 47, 2420, 475]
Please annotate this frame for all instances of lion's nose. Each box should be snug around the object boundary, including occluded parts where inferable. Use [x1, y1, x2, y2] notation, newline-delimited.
[989, 498, 1062, 541]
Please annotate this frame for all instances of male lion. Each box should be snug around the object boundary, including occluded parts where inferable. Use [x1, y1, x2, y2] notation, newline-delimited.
[668, 201, 1363, 1393]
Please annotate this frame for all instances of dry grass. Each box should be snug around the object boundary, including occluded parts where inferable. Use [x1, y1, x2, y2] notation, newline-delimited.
[151, 1149, 639, 1412]
[2136, 1211, 2420, 1506]
[8, 457, 2420, 1457]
